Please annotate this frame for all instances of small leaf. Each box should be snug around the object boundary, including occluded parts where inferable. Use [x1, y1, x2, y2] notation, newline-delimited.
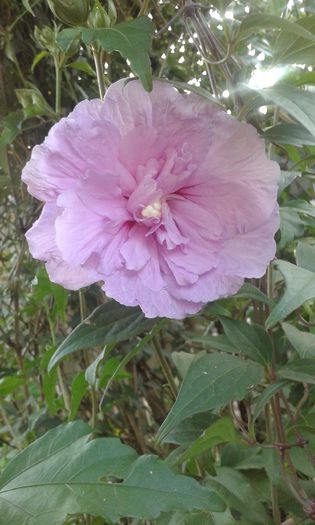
[31, 50, 49, 72]
[70, 372, 88, 420]
[219, 317, 273, 365]
[266, 261, 315, 329]
[163, 413, 217, 446]
[252, 381, 287, 422]
[278, 170, 301, 193]
[16, 87, 56, 119]
[48, 301, 156, 371]
[67, 60, 96, 76]
[156, 353, 263, 443]
[277, 359, 315, 384]
[282, 322, 315, 358]
[187, 335, 236, 354]
[22, 0, 35, 15]
[171, 352, 196, 379]
[180, 417, 237, 463]
[296, 242, 315, 273]
[232, 282, 274, 306]
[0, 377, 25, 397]
[0, 111, 24, 148]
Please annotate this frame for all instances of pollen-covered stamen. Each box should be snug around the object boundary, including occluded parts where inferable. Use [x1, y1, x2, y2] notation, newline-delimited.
[141, 200, 162, 219]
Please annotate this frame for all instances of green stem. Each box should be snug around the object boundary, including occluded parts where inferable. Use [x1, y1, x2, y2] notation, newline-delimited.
[54, 56, 62, 115]
[152, 336, 177, 400]
[92, 47, 105, 99]
[265, 405, 282, 524]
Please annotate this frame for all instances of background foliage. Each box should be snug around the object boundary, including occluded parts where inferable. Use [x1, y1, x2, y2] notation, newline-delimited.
[1, 0, 315, 524]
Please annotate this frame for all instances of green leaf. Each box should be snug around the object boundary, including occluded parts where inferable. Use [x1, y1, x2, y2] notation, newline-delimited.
[282, 322, 315, 358]
[171, 352, 196, 379]
[263, 123, 315, 147]
[32, 268, 68, 322]
[48, 301, 156, 371]
[70, 372, 88, 420]
[85, 348, 107, 387]
[296, 242, 315, 273]
[163, 413, 217, 446]
[252, 381, 287, 422]
[274, 15, 315, 65]
[232, 282, 274, 307]
[22, 0, 35, 15]
[59, 17, 154, 91]
[16, 87, 56, 119]
[278, 170, 301, 193]
[266, 261, 315, 329]
[0, 376, 25, 397]
[0, 422, 224, 524]
[31, 50, 49, 72]
[254, 85, 315, 139]
[207, 467, 271, 525]
[279, 208, 304, 249]
[156, 353, 263, 443]
[219, 317, 273, 365]
[66, 60, 96, 76]
[187, 335, 236, 354]
[180, 417, 237, 463]
[238, 14, 315, 43]
[0, 110, 24, 148]
[277, 358, 315, 384]
[40, 347, 58, 414]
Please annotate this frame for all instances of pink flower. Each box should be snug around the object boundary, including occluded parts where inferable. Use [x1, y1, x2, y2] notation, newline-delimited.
[23, 79, 279, 319]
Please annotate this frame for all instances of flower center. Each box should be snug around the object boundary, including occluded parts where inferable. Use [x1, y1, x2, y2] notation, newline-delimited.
[141, 200, 162, 219]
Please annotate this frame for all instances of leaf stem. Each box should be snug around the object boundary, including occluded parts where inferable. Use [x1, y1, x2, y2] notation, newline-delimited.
[54, 56, 62, 115]
[92, 47, 105, 99]
[152, 335, 177, 400]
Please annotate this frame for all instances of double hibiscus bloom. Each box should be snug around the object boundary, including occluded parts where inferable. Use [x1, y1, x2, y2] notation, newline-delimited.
[23, 79, 279, 318]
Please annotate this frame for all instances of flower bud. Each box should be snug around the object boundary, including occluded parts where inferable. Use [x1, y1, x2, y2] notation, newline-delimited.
[88, 0, 111, 28]
[107, 0, 117, 25]
[46, 0, 94, 26]
[34, 25, 56, 51]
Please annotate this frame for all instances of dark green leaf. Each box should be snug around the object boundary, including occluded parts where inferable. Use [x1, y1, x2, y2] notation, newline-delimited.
[171, 352, 196, 379]
[163, 413, 217, 446]
[180, 417, 237, 463]
[266, 261, 315, 329]
[296, 242, 315, 273]
[66, 60, 96, 76]
[70, 371, 88, 420]
[0, 422, 224, 524]
[263, 123, 315, 147]
[59, 17, 154, 91]
[207, 467, 271, 525]
[232, 282, 274, 307]
[252, 381, 287, 422]
[0, 111, 24, 148]
[277, 358, 315, 384]
[282, 322, 315, 358]
[187, 335, 236, 354]
[219, 317, 273, 365]
[156, 353, 263, 443]
[278, 170, 301, 193]
[48, 301, 155, 371]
